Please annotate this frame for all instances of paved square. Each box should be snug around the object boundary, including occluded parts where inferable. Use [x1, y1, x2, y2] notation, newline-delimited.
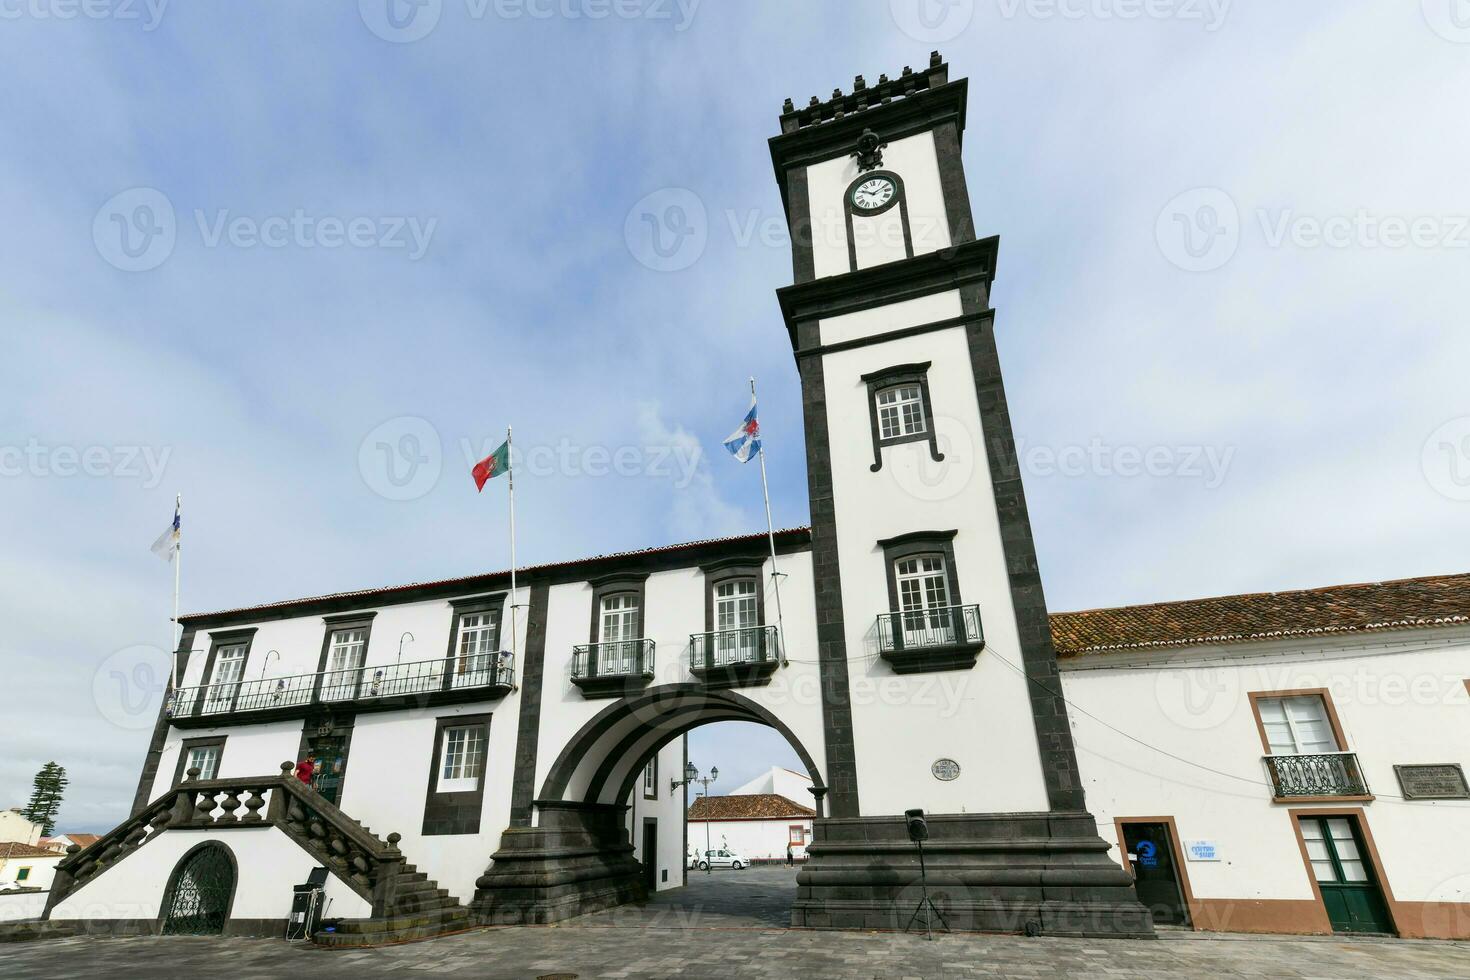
[4, 867, 1467, 978]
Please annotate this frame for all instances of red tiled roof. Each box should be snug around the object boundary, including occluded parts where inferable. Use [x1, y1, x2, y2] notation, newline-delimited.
[1051, 572, 1470, 656]
[687, 794, 816, 821]
[46, 834, 100, 849]
[0, 842, 62, 860]
[181, 527, 812, 623]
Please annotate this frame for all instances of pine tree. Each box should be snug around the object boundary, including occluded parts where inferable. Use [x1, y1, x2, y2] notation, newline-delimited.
[22, 762, 67, 837]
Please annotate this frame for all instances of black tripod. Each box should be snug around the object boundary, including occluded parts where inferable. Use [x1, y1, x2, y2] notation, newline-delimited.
[904, 836, 950, 940]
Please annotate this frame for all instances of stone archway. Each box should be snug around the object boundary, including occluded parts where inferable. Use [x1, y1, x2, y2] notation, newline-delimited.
[473, 684, 825, 925]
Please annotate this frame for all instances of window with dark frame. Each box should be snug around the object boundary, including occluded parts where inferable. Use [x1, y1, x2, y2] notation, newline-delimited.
[171, 735, 227, 785]
[861, 362, 944, 472]
[643, 758, 658, 800]
[446, 595, 506, 689]
[422, 713, 492, 836]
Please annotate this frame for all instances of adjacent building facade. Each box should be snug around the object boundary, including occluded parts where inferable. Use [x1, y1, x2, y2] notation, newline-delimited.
[1054, 575, 1470, 939]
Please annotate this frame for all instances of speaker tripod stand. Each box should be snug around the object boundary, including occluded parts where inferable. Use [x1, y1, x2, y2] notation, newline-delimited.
[904, 837, 950, 940]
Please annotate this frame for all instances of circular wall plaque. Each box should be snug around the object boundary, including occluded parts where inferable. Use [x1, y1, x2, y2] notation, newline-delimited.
[931, 758, 961, 781]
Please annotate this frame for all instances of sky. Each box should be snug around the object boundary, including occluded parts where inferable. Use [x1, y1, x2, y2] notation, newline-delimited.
[1, 3, 1467, 832]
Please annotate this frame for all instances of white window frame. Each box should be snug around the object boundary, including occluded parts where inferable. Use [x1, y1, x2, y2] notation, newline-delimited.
[1257, 694, 1340, 756]
[437, 724, 486, 793]
[714, 579, 759, 664]
[876, 383, 927, 440]
[205, 645, 246, 708]
[455, 612, 499, 684]
[895, 554, 953, 642]
[600, 594, 640, 674]
[187, 744, 222, 781]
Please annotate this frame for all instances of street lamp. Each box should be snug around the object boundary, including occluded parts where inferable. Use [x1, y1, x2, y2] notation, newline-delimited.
[672, 762, 719, 873]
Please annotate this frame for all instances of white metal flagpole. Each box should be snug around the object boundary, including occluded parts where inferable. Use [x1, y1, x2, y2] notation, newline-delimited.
[750, 378, 787, 665]
[171, 492, 181, 692]
[506, 427, 518, 666]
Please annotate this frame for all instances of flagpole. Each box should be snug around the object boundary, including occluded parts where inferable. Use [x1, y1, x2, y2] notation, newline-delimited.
[171, 493, 181, 692]
[506, 427, 518, 671]
[750, 378, 787, 666]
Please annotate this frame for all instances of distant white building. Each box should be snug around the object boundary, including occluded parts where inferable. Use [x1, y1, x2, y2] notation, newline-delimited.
[0, 842, 62, 891]
[0, 809, 42, 847]
[689, 767, 816, 862]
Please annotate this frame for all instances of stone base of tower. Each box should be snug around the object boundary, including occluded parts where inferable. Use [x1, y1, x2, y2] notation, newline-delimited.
[791, 811, 1156, 938]
[470, 801, 646, 925]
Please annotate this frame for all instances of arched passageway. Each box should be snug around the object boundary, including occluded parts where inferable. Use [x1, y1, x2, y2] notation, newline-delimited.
[474, 685, 825, 925]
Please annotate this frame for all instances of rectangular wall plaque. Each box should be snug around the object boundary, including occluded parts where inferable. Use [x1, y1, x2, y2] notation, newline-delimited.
[1183, 840, 1219, 862]
[1393, 763, 1470, 800]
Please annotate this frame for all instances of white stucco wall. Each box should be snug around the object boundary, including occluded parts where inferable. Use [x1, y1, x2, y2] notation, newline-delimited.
[0, 889, 50, 922]
[49, 827, 371, 924]
[817, 316, 1051, 817]
[1061, 628, 1470, 908]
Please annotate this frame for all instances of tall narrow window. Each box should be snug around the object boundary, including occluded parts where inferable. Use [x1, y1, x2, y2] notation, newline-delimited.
[715, 579, 759, 664]
[322, 628, 367, 701]
[876, 384, 926, 439]
[438, 725, 486, 793]
[455, 612, 499, 686]
[896, 554, 952, 643]
[643, 758, 658, 799]
[600, 594, 639, 674]
[1257, 695, 1339, 755]
[205, 645, 246, 711]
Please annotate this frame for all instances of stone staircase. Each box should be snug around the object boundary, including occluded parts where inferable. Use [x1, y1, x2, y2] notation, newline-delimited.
[312, 824, 474, 947]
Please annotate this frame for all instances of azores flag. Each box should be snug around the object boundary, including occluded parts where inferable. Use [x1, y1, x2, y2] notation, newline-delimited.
[150, 499, 180, 561]
[723, 397, 761, 463]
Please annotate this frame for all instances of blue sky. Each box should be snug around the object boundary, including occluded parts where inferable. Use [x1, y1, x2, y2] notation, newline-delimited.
[2, 3, 1467, 831]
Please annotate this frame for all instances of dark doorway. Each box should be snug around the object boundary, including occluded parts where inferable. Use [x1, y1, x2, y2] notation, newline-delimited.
[1121, 822, 1189, 926]
[1299, 816, 1394, 934]
[160, 842, 235, 935]
[642, 818, 658, 892]
[300, 717, 353, 807]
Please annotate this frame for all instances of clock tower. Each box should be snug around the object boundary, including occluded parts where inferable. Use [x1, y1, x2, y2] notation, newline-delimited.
[773, 53, 1151, 936]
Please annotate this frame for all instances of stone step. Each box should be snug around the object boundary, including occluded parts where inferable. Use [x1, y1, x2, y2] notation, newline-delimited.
[314, 915, 473, 947]
[0, 922, 79, 944]
[328, 907, 470, 935]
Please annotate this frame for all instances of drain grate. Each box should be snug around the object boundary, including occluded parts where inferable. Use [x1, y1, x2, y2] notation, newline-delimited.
[536, 975, 578, 980]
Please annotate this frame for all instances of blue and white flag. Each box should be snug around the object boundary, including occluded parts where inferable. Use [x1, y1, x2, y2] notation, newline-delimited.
[150, 499, 181, 561]
[723, 397, 761, 463]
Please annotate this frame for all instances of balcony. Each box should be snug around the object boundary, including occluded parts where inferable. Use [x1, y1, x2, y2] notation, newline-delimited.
[166, 655, 516, 728]
[688, 625, 780, 689]
[875, 603, 984, 674]
[1264, 752, 1372, 802]
[570, 639, 656, 699]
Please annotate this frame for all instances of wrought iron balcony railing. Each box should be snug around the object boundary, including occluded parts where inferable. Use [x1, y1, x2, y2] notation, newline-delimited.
[167, 654, 515, 722]
[571, 639, 655, 680]
[1264, 752, 1371, 799]
[876, 604, 983, 653]
[688, 625, 780, 672]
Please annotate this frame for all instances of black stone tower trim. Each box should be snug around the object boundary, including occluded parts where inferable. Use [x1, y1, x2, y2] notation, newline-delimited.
[508, 582, 551, 827]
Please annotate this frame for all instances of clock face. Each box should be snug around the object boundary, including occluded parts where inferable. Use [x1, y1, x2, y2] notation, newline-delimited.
[851, 176, 896, 212]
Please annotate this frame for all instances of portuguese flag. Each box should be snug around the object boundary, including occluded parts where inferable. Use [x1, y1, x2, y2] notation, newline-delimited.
[472, 439, 510, 491]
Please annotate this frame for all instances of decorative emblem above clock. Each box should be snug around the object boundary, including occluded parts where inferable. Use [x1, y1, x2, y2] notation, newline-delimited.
[850, 174, 898, 214]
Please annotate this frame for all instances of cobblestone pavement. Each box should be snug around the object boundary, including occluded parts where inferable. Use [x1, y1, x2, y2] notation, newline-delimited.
[4, 866, 1468, 979]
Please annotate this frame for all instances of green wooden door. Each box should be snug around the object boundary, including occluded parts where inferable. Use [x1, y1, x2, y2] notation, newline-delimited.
[1300, 817, 1393, 934]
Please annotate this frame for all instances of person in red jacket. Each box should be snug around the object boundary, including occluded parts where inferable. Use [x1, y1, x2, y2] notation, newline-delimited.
[295, 755, 315, 786]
